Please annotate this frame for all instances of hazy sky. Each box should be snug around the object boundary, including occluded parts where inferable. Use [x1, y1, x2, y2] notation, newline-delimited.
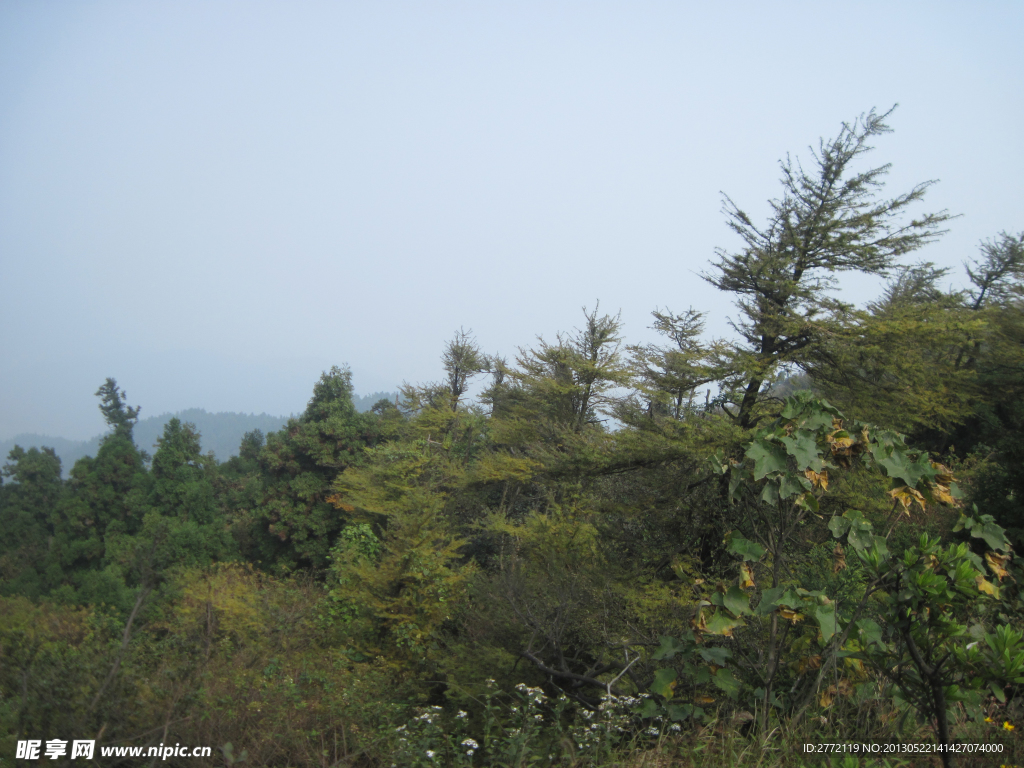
[1, 1, 1021, 441]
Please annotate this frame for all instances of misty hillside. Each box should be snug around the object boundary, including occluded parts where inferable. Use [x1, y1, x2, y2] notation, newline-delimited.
[0, 390, 397, 474]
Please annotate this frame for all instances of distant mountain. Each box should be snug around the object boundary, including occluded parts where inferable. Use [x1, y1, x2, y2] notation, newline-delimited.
[351, 390, 400, 412]
[0, 391, 397, 476]
[131, 409, 294, 461]
[0, 434, 97, 476]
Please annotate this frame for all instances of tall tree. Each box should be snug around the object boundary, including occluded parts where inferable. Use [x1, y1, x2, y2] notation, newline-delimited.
[703, 107, 952, 429]
[95, 378, 141, 441]
[254, 366, 383, 570]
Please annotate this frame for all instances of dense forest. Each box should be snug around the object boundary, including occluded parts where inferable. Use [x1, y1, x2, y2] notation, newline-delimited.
[2, 110, 1023, 767]
[0, 393, 398, 475]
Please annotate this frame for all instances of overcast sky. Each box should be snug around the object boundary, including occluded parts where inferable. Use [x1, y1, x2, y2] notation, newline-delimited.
[1, 1, 1021, 441]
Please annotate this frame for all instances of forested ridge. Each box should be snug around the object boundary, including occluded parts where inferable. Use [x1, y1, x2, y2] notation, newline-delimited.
[0, 392, 397, 475]
[3, 111, 1023, 767]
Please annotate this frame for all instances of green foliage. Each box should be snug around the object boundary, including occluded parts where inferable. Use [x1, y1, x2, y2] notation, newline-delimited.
[703, 107, 952, 429]
[0, 447, 64, 598]
[251, 366, 385, 570]
[3, 118, 1024, 768]
[95, 378, 141, 441]
[327, 441, 473, 672]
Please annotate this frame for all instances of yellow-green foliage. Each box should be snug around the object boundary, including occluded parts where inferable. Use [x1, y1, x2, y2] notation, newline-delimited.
[129, 564, 402, 766]
[0, 597, 114, 757]
[328, 441, 474, 671]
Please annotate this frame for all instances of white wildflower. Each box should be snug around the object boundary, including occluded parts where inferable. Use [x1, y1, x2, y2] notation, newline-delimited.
[461, 739, 478, 749]
[457, 710, 468, 719]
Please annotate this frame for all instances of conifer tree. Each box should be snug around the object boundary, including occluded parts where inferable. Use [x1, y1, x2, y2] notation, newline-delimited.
[703, 107, 952, 429]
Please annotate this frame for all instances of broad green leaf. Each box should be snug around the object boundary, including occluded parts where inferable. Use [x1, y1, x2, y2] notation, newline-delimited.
[834, 510, 876, 553]
[707, 450, 728, 476]
[723, 585, 752, 617]
[705, 612, 745, 637]
[848, 526, 875, 553]
[780, 432, 823, 471]
[856, 619, 885, 649]
[816, 604, 837, 643]
[697, 646, 732, 665]
[779, 472, 812, 499]
[713, 668, 741, 699]
[760, 480, 780, 505]
[728, 470, 745, 502]
[650, 668, 677, 699]
[780, 392, 839, 429]
[968, 517, 1011, 553]
[828, 515, 852, 539]
[727, 535, 765, 562]
[779, 397, 804, 420]
[666, 703, 694, 721]
[745, 440, 788, 480]
[876, 448, 931, 488]
[756, 586, 785, 616]
[652, 634, 692, 661]
[636, 698, 661, 718]
[777, 588, 803, 609]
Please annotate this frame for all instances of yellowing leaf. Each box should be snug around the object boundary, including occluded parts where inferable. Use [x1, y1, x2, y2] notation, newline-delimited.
[975, 574, 1000, 598]
[795, 655, 822, 674]
[889, 485, 926, 514]
[805, 468, 829, 491]
[738, 562, 756, 589]
[819, 685, 835, 708]
[930, 462, 954, 485]
[778, 608, 804, 623]
[928, 484, 957, 506]
[691, 607, 707, 632]
[986, 551, 1010, 581]
[832, 543, 846, 573]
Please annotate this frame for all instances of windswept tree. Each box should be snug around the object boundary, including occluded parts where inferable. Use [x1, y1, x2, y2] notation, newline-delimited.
[703, 107, 952, 429]
[964, 231, 1024, 311]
